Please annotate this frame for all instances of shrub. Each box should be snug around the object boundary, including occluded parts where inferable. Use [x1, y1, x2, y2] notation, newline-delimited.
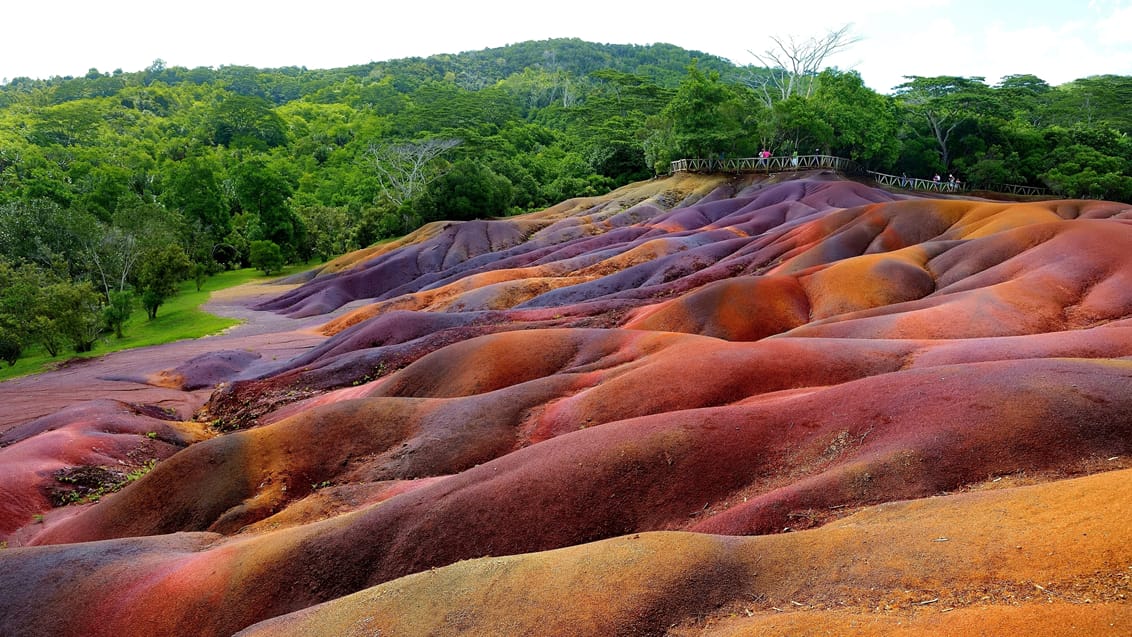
[0, 328, 21, 366]
[249, 240, 284, 275]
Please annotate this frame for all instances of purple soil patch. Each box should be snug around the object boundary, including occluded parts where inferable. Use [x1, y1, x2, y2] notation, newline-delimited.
[158, 349, 263, 390]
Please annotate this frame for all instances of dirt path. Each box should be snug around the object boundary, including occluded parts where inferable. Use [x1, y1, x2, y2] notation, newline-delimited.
[0, 280, 348, 433]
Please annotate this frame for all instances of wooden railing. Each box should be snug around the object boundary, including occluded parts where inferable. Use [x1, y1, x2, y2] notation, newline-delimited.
[670, 154, 861, 175]
[986, 183, 1049, 196]
[670, 155, 1051, 197]
[867, 170, 966, 193]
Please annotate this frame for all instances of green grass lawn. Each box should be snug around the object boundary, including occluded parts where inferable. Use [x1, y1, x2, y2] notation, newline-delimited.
[0, 264, 308, 383]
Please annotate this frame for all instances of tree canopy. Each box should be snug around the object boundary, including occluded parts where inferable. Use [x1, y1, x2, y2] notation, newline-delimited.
[0, 38, 1129, 366]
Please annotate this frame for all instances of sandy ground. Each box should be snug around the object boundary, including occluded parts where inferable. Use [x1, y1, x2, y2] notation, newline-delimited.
[0, 280, 352, 433]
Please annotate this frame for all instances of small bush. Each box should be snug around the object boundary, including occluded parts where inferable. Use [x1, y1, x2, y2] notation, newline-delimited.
[249, 240, 284, 275]
[0, 329, 21, 366]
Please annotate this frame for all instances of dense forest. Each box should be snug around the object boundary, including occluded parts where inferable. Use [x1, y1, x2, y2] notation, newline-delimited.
[1, 37, 1131, 365]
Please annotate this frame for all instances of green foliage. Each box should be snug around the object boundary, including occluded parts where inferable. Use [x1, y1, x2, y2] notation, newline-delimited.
[0, 261, 104, 356]
[297, 205, 355, 261]
[53, 459, 157, 506]
[137, 244, 191, 319]
[192, 262, 209, 291]
[209, 94, 288, 149]
[103, 289, 134, 338]
[811, 70, 899, 167]
[660, 62, 747, 159]
[894, 75, 999, 170]
[1041, 140, 1132, 200]
[233, 158, 296, 249]
[0, 260, 67, 357]
[418, 160, 514, 222]
[43, 279, 103, 353]
[1045, 75, 1132, 133]
[0, 38, 1129, 282]
[163, 155, 230, 241]
[0, 328, 21, 366]
[249, 239, 284, 275]
[771, 96, 833, 155]
[353, 201, 410, 246]
[0, 199, 99, 278]
[0, 265, 303, 381]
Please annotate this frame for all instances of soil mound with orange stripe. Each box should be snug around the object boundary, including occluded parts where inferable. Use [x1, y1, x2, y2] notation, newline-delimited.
[1, 172, 1130, 636]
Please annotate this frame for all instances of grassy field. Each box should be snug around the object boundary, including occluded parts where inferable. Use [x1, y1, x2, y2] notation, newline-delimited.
[0, 265, 308, 382]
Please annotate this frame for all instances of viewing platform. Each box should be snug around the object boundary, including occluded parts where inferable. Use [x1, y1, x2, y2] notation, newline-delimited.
[670, 154, 1050, 197]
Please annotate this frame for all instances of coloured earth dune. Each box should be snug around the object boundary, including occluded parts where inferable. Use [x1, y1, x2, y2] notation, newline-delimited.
[0, 171, 1129, 636]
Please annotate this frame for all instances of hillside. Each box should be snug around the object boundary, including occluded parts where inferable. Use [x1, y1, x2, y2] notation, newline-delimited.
[1, 39, 1130, 291]
[0, 169, 1129, 636]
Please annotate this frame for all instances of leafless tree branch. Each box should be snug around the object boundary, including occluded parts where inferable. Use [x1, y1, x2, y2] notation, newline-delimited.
[366, 138, 462, 207]
[747, 24, 861, 106]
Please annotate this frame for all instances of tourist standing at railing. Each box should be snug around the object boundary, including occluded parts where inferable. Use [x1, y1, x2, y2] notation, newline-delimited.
[791, 150, 798, 167]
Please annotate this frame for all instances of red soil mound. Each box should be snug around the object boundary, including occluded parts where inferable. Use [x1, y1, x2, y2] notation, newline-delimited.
[2, 173, 1131, 636]
[226, 468, 1129, 636]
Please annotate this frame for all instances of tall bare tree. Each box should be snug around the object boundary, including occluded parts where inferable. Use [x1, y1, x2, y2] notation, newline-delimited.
[747, 24, 861, 107]
[366, 138, 462, 207]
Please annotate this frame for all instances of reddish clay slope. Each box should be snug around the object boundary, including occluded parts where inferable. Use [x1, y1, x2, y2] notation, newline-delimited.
[233, 468, 1132, 637]
[1, 173, 1131, 637]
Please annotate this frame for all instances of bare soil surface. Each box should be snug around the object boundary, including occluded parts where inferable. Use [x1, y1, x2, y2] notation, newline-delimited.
[0, 281, 353, 432]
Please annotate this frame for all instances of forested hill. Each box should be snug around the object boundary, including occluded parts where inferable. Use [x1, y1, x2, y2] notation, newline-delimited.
[0, 38, 736, 104]
[1, 37, 1131, 293]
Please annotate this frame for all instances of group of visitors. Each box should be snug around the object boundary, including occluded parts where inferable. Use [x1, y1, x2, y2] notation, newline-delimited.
[756, 148, 808, 168]
[932, 173, 963, 190]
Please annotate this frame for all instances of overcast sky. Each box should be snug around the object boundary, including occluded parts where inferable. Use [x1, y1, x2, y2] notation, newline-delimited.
[4, 0, 1130, 92]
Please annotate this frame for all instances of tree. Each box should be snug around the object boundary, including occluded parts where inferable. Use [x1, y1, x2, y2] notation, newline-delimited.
[995, 74, 1052, 126]
[192, 262, 209, 291]
[136, 244, 191, 319]
[1041, 138, 1132, 200]
[417, 160, 514, 223]
[747, 24, 861, 106]
[85, 204, 184, 299]
[0, 260, 35, 363]
[103, 290, 134, 339]
[366, 138, 462, 207]
[353, 201, 410, 246]
[894, 75, 996, 170]
[659, 62, 747, 160]
[296, 205, 355, 262]
[0, 261, 63, 357]
[43, 279, 103, 353]
[771, 96, 834, 156]
[209, 94, 288, 149]
[249, 240, 284, 275]
[0, 260, 102, 355]
[83, 226, 139, 300]
[811, 70, 899, 167]
[1045, 75, 1132, 133]
[163, 156, 230, 242]
[233, 158, 296, 250]
[0, 327, 19, 366]
[0, 198, 99, 279]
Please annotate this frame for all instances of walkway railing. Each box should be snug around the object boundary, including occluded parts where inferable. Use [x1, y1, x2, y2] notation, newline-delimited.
[868, 170, 966, 193]
[670, 155, 1051, 197]
[987, 183, 1049, 196]
[670, 154, 861, 175]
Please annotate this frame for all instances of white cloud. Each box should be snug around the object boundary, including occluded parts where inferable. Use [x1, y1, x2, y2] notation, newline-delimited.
[2, 0, 1130, 88]
[1098, 2, 1132, 42]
